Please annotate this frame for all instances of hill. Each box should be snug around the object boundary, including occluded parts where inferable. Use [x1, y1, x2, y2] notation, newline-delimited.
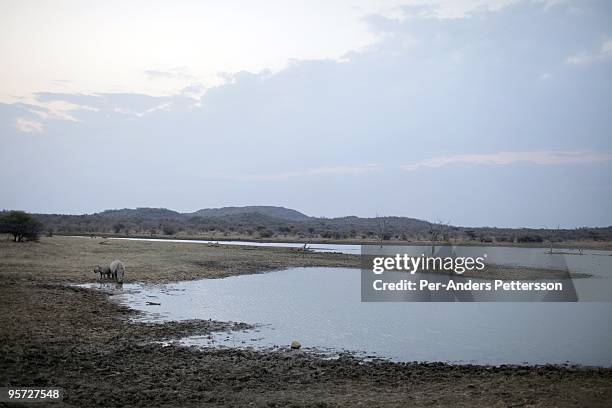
[191, 206, 309, 221]
[96, 208, 182, 219]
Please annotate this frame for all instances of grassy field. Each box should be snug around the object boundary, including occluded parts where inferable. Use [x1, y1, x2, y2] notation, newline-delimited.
[0, 235, 360, 284]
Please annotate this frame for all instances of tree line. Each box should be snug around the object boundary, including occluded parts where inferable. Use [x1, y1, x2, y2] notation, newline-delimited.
[2, 209, 608, 245]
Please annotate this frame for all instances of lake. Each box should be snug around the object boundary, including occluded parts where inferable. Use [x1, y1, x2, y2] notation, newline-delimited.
[110, 237, 612, 275]
[108, 237, 362, 254]
[102, 265, 612, 367]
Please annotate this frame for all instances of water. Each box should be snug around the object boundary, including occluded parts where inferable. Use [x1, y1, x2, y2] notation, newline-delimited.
[108, 237, 612, 276]
[104, 266, 612, 366]
[107, 237, 362, 254]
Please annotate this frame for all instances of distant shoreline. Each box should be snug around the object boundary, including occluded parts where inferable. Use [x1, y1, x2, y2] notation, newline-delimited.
[60, 232, 612, 252]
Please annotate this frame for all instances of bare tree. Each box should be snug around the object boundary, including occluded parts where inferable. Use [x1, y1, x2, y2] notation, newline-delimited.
[376, 214, 388, 247]
[429, 219, 450, 254]
[546, 225, 560, 254]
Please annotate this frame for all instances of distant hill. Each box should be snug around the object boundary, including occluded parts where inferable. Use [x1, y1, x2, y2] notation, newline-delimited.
[90, 206, 309, 221]
[96, 208, 182, 219]
[191, 206, 310, 221]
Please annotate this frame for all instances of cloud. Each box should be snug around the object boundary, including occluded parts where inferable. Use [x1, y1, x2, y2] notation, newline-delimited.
[15, 117, 43, 133]
[10, 92, 194, 125]
[145, 68, 197, 81]
[400, 151, 612, 171]
[50, 79, 72, 85]
[392, 0, 522, 20]
[27, 100, 98, 122]
[178, 83, 207, 102]
[536, 0, 571, 10]
[232, 164, 382, 182]
[539, 72, 551, 80]
[113, 102, 172, 117]
[565, 39, 612, 65]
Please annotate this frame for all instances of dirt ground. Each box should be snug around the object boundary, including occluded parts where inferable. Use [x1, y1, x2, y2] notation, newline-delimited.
[1, 236, 611, 407]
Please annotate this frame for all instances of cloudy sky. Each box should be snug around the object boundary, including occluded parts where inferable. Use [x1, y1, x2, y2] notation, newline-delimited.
[1, 0, 611, 228]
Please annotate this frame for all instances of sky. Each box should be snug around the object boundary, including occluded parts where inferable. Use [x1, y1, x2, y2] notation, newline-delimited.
[1, 0, 611, 228]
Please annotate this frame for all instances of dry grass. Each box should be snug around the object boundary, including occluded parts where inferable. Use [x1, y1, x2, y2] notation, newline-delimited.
[0, 235, 360, 284]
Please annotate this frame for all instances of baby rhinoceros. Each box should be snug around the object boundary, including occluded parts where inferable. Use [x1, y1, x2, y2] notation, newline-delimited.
[94, 264, 112, 280]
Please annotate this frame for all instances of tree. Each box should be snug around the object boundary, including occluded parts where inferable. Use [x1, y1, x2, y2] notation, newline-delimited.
[258, 228, 274, 238]
[113, 223, 126, 233]
[0, 211, 44, 242]
[465, 230, 477, 241]
[376, 214, 388, 246]
[162, 224, 177, 235]
[429, 219, 450, 254]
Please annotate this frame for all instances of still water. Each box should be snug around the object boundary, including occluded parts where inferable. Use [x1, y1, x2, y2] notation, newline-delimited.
[110, 236, 612, 277]
[108, 237, 362, 254]
[108, 266, 612, 367]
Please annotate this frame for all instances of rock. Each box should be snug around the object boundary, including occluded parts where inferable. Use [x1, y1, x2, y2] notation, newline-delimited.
[290, 341, 301, 350]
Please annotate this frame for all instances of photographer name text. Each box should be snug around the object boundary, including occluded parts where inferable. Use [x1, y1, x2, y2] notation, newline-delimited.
[373, 279, 563, 292]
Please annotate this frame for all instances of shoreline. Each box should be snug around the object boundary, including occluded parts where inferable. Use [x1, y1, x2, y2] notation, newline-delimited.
[60, 232, 612, 251]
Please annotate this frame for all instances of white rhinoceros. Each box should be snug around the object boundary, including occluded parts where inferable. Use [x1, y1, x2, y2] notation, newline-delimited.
[109, 259, 126, 283]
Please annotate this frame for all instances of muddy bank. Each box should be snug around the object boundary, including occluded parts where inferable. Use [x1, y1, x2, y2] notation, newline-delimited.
[1, 282, 612, 407]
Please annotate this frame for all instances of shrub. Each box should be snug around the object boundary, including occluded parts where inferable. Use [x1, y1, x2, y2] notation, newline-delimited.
[112, 223, 126, 233]
[258, 229, 274, 238]
[162, 225, 177, 235]
[517, 234, 543, 243]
